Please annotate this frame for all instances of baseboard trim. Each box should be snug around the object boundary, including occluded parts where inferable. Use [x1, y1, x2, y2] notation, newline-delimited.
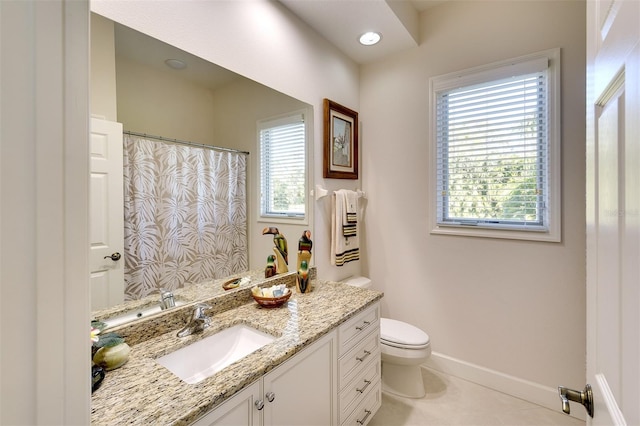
[424, 352, 586, 422]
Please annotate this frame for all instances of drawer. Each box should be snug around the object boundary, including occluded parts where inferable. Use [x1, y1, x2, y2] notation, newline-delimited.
[339, 328, 380, 390]
[338, 357, 381, 424]
[341, 379, 381, 426]
[339, 303, 379, 356]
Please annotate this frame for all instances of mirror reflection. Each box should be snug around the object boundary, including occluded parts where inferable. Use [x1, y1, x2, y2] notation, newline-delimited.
[90, 15, 313, 321]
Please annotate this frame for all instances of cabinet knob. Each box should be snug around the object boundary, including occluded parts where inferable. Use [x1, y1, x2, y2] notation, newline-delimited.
[265, 391, 275, 402]
[255, 400, 264, 410]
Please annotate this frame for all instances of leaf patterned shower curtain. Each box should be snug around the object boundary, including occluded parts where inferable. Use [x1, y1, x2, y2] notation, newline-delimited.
[123, 134, 248, 300]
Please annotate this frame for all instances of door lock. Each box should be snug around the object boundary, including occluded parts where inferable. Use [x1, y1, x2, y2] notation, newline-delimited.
[558, 384, 594, 418]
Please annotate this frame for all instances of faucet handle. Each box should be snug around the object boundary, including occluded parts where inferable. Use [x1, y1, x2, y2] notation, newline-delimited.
[194, 304, 212, 330]
[159, 288, 176, 310]
[194, 303, 211, 318]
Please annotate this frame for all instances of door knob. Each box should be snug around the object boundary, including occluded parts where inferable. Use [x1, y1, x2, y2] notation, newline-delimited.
[558, 384, 593, 418]
[265, 391, 275, 402]
[104, 252, 121, 261]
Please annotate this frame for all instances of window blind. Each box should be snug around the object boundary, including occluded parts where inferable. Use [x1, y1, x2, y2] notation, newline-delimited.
[259, 114, 306, 218]
[435, 69, 549, 229]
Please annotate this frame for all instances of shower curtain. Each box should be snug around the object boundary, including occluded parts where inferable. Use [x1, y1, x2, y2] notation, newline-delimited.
[123, 134, 248, 300]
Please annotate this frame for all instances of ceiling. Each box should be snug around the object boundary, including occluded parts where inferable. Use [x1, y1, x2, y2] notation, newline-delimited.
[114, 23, 241, 90]
[113, 0, 446, 92]
[278, 0, 446, 64]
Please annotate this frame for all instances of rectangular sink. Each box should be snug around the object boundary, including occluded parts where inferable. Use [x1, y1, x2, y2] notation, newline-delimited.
[156, 324, 275, 384]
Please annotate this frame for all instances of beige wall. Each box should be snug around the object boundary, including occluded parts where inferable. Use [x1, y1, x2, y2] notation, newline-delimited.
[91, 13, 117, 121]
[115, 56, 217, 144]
[211, 79, 312, 270]
[360, 0, 586, 402]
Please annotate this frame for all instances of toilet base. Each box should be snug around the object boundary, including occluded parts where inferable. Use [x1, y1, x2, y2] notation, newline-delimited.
[381, 362, 426, 399]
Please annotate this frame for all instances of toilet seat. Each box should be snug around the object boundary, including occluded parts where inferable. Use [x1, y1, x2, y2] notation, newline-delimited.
[380, 318, 430, 350]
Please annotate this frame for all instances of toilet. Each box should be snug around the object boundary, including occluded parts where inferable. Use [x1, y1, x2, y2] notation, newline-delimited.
[344, 276, 431, 399]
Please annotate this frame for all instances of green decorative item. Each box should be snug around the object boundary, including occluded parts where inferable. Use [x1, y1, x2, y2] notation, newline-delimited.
[91, 320, 130, 371]
[296, 230, 312, 275]
[262, 227, 288, 273]
[297, 260, 310, 293]
[298, 229, 313, 252]
[265, 254, 276, 278]
[93, 342, 131, 371]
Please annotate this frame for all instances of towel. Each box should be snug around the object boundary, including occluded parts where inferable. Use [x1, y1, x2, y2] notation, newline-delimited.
[331, 190, 360, 266]
[343, 190, 358, 238]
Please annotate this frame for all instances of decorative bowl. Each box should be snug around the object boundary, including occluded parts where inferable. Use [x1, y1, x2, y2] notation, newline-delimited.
[252, 289, 292, 308]
[222, 277, 242, 291]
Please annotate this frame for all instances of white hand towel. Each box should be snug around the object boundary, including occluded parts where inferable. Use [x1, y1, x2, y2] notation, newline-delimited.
[331, 190, 360, 266]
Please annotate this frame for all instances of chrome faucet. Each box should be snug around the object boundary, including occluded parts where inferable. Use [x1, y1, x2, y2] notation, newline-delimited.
[159, 288, 175, 310]
[177, 304, 211, 338]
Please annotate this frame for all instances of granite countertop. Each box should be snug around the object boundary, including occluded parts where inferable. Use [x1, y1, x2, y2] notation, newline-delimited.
[91, 278, 383, 425]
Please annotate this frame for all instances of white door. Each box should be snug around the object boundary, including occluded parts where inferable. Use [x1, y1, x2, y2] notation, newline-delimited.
[585, 1, 639, 424]
[90, 118, 124, 310]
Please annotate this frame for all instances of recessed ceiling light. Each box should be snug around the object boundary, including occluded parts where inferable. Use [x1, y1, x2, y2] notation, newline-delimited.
[359, 32, 381, 46]
[165, 59, 187, 70]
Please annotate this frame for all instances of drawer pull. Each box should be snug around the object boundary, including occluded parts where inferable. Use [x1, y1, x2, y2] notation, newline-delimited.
[356, 409, 372, 425]
[356, 350, 371, 362]
[255, 400, 264, 410]
[356, 379, 372, 394]
[355, 321, 371, 331]
[265, 391, 275, 402]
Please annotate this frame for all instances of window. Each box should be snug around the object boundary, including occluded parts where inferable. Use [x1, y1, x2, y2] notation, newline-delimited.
[430, 49, 561, 241]
[258, 111, 307, 221]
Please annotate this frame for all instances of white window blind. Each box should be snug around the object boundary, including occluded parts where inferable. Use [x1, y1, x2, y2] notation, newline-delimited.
[433, 52, 559, 238]
[259, 113, 306, 219]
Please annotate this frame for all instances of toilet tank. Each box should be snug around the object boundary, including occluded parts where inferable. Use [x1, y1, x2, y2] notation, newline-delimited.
[343, 276, 372, 289]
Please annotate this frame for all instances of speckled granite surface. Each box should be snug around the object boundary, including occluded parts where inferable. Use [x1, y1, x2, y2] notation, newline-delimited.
[97, 272, 303, 347]
[92, 269, 301, 327]
[91, 277, 382, 425]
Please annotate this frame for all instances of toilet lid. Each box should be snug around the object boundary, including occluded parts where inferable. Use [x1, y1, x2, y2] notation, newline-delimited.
[380, 318, 430, 348]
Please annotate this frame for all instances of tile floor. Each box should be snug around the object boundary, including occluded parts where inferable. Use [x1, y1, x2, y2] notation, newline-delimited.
[369, 368, 586, 426]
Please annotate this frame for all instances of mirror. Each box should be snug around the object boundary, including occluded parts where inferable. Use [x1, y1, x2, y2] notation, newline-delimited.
[91, 16, 313, 322]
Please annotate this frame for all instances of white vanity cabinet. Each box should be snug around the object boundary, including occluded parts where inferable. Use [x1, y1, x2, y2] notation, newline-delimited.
[192, 330, 337, 426]
[191, 380, 262, 426]
[337, 302, 381, 426]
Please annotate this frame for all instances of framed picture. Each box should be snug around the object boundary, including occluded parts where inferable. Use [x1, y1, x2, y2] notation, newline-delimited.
[323, 99, 358, 179]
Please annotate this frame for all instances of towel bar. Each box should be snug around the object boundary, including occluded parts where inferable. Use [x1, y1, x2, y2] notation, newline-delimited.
[314, 185, 365, 201]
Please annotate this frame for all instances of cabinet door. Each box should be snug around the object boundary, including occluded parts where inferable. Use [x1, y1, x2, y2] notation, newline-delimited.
[191, 380, 261, 426]
[263, 331, 337, 426]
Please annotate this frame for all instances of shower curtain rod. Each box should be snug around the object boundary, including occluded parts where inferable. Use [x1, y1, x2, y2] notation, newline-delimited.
[124, 130, 250, 155]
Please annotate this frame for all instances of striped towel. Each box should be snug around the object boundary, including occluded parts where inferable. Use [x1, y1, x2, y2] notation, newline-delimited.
[343, 189, 358, 238]
[331, 190, 360, 266]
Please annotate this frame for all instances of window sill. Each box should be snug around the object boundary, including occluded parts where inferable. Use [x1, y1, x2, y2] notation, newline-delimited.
[258, 215, 308, 226]
[431, 223, 560, 242]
